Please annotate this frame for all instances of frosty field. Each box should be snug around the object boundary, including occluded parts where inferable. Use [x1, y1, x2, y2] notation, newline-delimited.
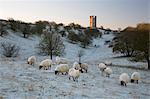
[0, 58, 150, 99]
[0, 31, 149, 99]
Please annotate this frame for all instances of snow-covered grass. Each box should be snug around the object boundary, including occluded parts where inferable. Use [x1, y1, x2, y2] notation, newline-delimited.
[0, 30, 149, 98]
[64, 33, 147, 69]
[0, 58, 150, 98]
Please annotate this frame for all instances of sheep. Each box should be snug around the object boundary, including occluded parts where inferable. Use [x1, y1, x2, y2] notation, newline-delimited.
[104, 67, 112, 77]
[39, 59, 52, 70]
[104, 60, 112, 66]
[73, 62, 81, 70]
[27, 56, 36, 65]
[131, 72, 140, 84]
[69, 68, 80, 82]
[55, 56, 68, 64]
[80, 63, 88, 73]
[55, 64, 69, 75]
[98, 63, 107, 75]
[119, 73, 130, 87]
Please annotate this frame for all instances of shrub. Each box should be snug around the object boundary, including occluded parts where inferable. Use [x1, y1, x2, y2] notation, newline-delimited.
[84, 29, 102, 38]
[68, 31, 80, 42]
[0, 23, 8, 36]
[1, 42, 20, 57]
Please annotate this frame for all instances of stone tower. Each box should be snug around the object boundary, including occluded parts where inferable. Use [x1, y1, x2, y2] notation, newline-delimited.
[90, 16, 96, 29]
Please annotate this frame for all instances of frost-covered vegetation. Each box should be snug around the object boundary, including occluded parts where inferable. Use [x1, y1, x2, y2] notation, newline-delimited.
[0, 19, 149, 98]
[112, 23, 150, 69]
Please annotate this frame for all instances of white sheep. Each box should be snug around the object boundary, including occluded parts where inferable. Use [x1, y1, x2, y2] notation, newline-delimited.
[55, 64, 69, 75]
[55, 56, 68, 64]
[69, 68, 80, 82]
[119, 73, 130, 87]
[98, 63, 107, 75]
[39, 59, 52, 70]
[104, 60, 112, 66]
[80, 63, 88, 73]
[73, 62, 81, 70]
[104, 67, 112, 77]
[131, 72, 140, 84]
[27, 56, 36, 65]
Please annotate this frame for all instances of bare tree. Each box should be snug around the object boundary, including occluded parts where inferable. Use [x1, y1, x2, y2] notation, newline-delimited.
[38, 26, 65, 59]
[1, 42, 20, 57]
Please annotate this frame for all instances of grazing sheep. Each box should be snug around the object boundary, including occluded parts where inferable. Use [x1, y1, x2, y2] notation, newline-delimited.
[98, 63, 107, 75]
[27, 56, 36, 65]
[69, 68, 80, 82]
[39, 59, 52, 70]
[104, 67, 112, 77]
[55, 64, 69, 75]
[119, 73, 130, 87]
[131, 72, 140, 84]
[104, 60, 112, 66]
[73, 62, 81, 70]
[80, 63, 88, 73]
[55, 56, 68, 64]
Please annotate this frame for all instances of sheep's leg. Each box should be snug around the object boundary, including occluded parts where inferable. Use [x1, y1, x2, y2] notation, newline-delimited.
[86, 70, 87, 73]
[101, 72, 104, 76]
[137, 80, 138, 84]
[69, 76, 73, 81]
[45, 67, 48, 70]
[107, 74, 110, 78]
[73, 77, 75, 81]
[75, 77, 78, 82]
[44, 66, 46, 70]
[124, 83, 127, 87]
[50, 65, 51, 70]
[106, 74, 108, 77]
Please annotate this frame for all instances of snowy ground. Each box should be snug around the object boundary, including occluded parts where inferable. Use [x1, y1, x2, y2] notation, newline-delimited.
[0, 58, 150, 98]
[64, 33, 147, 69]
[0, 31, 149, 98]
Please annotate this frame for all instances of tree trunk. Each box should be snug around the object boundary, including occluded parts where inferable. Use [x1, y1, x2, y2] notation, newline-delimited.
[50, 50, 53, 60]
[23, 33, 26, 38]
[147, 58, 150, 70]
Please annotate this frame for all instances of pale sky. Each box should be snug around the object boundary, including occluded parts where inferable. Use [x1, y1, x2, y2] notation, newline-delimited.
[0, 0, 149, 29]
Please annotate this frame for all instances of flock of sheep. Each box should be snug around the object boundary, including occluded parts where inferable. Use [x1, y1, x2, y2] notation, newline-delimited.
[98, 62, 140, 87]
[27, 55, 141, 86]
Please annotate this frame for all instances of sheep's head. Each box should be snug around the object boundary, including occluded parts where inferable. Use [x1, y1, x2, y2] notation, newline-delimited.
[55, 71, 59, 75]
[130, 79, 134, 83]
[79, 69, 84, 73]
[39, 65, 43, 70]
[120, 81, 125, 86]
